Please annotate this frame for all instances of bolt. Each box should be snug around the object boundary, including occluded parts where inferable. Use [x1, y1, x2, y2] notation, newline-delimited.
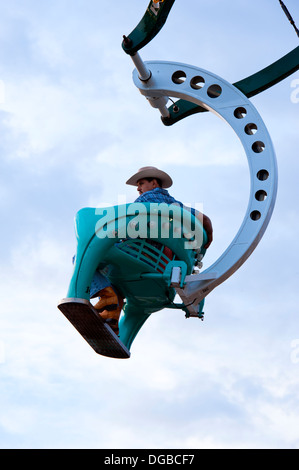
[123, 35, 133, 48]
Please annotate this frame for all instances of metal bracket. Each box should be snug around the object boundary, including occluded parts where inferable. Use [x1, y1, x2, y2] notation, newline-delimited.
[170, 266, 182, 288]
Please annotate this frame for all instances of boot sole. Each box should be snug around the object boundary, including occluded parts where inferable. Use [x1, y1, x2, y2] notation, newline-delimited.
[57, 298, 130, 359]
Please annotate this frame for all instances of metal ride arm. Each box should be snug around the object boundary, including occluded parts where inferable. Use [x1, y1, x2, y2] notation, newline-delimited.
[163, 46, 299, 126]
[164, 0, 299, 126]
[131, 60, 278, 317]
[122, 0, 176, 56]
[123, 1, 299, 126]
[122, 0, 176, 118]
[122, 0, 299, 317]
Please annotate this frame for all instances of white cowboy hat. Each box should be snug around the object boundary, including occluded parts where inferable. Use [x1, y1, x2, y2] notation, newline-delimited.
[126, 166, 173, 189]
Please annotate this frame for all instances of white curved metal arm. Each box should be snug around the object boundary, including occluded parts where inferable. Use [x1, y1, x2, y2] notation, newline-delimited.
[133, 61, 278, 315]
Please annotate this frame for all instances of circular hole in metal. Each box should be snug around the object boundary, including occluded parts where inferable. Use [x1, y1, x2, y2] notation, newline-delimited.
[172, 70, 187, 85]
[250, 210, 261, 221]
[245, 123, 258, 135]
[234, 107, 247, 119]
[255, 190, 268, 201]
[252, 141, 265, 153]
[207, 84, 222, 98]
[190, 76, 205, 90]
[257, 169, 269, 181]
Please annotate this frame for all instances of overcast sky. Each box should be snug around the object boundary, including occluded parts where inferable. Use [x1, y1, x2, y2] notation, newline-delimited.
[0, 0, 298, 449]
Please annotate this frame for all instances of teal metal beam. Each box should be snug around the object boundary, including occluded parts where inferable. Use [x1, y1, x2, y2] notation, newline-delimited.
[122, 0, 176, 55]
[162, 46, 299, 126]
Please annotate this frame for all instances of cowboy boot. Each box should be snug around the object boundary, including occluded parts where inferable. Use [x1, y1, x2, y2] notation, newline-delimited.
[93, 286, 118, 311]
[98, 298, 124, 336]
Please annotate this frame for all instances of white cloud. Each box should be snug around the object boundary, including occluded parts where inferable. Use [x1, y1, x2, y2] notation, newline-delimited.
[0, 80, 5, 104]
